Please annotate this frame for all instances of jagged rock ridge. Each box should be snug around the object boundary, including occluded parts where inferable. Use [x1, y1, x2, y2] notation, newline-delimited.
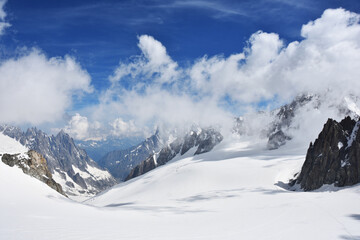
[76, 136, 143, 163]
[234, 94, 360, 150]
[292, 116, 360, 191]
[1, 150, 66, 196]
[266, 94, 315, 150]
[125, 128, 223, 181]
[232, 95, 316, 150]
[98, 130, 163, 181]
[0, 126, 117, 198]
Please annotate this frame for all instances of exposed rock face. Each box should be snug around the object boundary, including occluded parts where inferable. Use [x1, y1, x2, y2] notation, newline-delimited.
[266, 94, 360, 150]
[125, 156, 157, 180]
[267, 130, 292, 150]
[231, 95, 316, 149]
[0, 126, 117, 198]
[1, 150, 66, 196]
[267, 94, 314, 150]
[294, 116, 360, 191]
[98, 131, 163, 181]
[125, 128, 223, 181]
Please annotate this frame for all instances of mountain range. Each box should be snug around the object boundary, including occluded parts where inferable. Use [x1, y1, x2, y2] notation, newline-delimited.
[0, 125, 116, 199]
[98, 130, 164, 181]
[1, 95, 360, 239]
[76, 136, 143, 162]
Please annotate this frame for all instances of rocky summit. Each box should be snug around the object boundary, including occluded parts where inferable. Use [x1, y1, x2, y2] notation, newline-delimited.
[0, 125, 116, 198]
[98, 130, 164, 181]
[1, 150, 66, 196]
[125, 128, 223, 181]
[293, 116, 360, 191]
[267, 94, 314, 150]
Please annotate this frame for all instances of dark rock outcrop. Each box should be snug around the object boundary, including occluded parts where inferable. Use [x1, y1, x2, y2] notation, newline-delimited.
[125, 156, 157, 181]
[293, 116, 360, 191]
[125, 128, 223, 181]
[1, 150, 66, 196]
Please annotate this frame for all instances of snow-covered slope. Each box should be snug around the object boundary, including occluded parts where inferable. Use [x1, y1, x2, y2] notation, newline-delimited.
[86, 138, 360, 240]
[0, 132, 28, 155]
[1, 134, 360, 239]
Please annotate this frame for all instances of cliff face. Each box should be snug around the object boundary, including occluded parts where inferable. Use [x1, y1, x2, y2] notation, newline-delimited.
[294, 116, 360, 191]
[1, 150, 66, 196]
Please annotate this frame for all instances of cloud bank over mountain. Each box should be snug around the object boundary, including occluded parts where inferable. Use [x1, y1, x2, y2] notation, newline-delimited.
[66, 8, 360, 140]
[0, 5, 359, 141]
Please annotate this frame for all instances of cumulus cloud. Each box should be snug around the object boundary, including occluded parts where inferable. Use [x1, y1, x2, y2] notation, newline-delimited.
[79, 8, 360, 140]
[189, 9, 360, 105]
[64, 114, 145, 141]
[110, 118, 141, 137]
[0, 0, 10, 36]
[0, 49, 93, 125]
[64, 113, 91, 140]
[109, 35, 179, 85]
[188, 8, 360, 106]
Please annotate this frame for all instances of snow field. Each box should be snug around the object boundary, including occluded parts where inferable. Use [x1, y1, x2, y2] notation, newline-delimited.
[1, 137, 360, 239]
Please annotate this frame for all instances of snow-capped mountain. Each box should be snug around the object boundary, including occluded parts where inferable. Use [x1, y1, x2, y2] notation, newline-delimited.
[234, 94, 360, 150]
[266, 94, 315, 149]
[76, 136, 143, 162]
[98, 130, 164, 181]
[2, 112, 360, 239]
[99, 127, 223, 182]
[0, 125, 117, 199]
[125, 127, 223, 181]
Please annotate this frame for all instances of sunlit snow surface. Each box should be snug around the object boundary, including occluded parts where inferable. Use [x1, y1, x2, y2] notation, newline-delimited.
[0, 132, 28, 155]
[1, 136, 360, 240]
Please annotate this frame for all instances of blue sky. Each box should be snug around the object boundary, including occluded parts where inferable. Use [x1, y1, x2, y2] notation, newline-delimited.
[1, 0, 360, 139]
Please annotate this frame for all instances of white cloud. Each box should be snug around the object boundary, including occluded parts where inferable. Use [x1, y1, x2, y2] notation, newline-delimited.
[110, 118, 141, 137]
[0, 49, 93, 125]
[0, 0, 10, 36]
[270, 8, 360, 100]
[189, 8, 360, 104]
[109, 35, 179, 85]
[64, 114, 145, 140]
[81, 8, 360, 139]
[64, 113, 91, 140]
[301, 8, 360, 45]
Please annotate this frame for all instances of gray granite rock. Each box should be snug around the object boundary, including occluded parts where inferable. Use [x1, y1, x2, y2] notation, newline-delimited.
[293, 116, 360, 191]
[1, 150, 66, 196]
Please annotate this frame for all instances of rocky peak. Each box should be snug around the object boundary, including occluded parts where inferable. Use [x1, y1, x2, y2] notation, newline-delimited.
[267, 94, 315, 149]
[0, 125, 117, 198]
[125, 128, 223, 181]
[0, 125, 23, 141]
[1, 150, 66, 196]
[98, 130, 165, 181]
[292, 116, 360, 191]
